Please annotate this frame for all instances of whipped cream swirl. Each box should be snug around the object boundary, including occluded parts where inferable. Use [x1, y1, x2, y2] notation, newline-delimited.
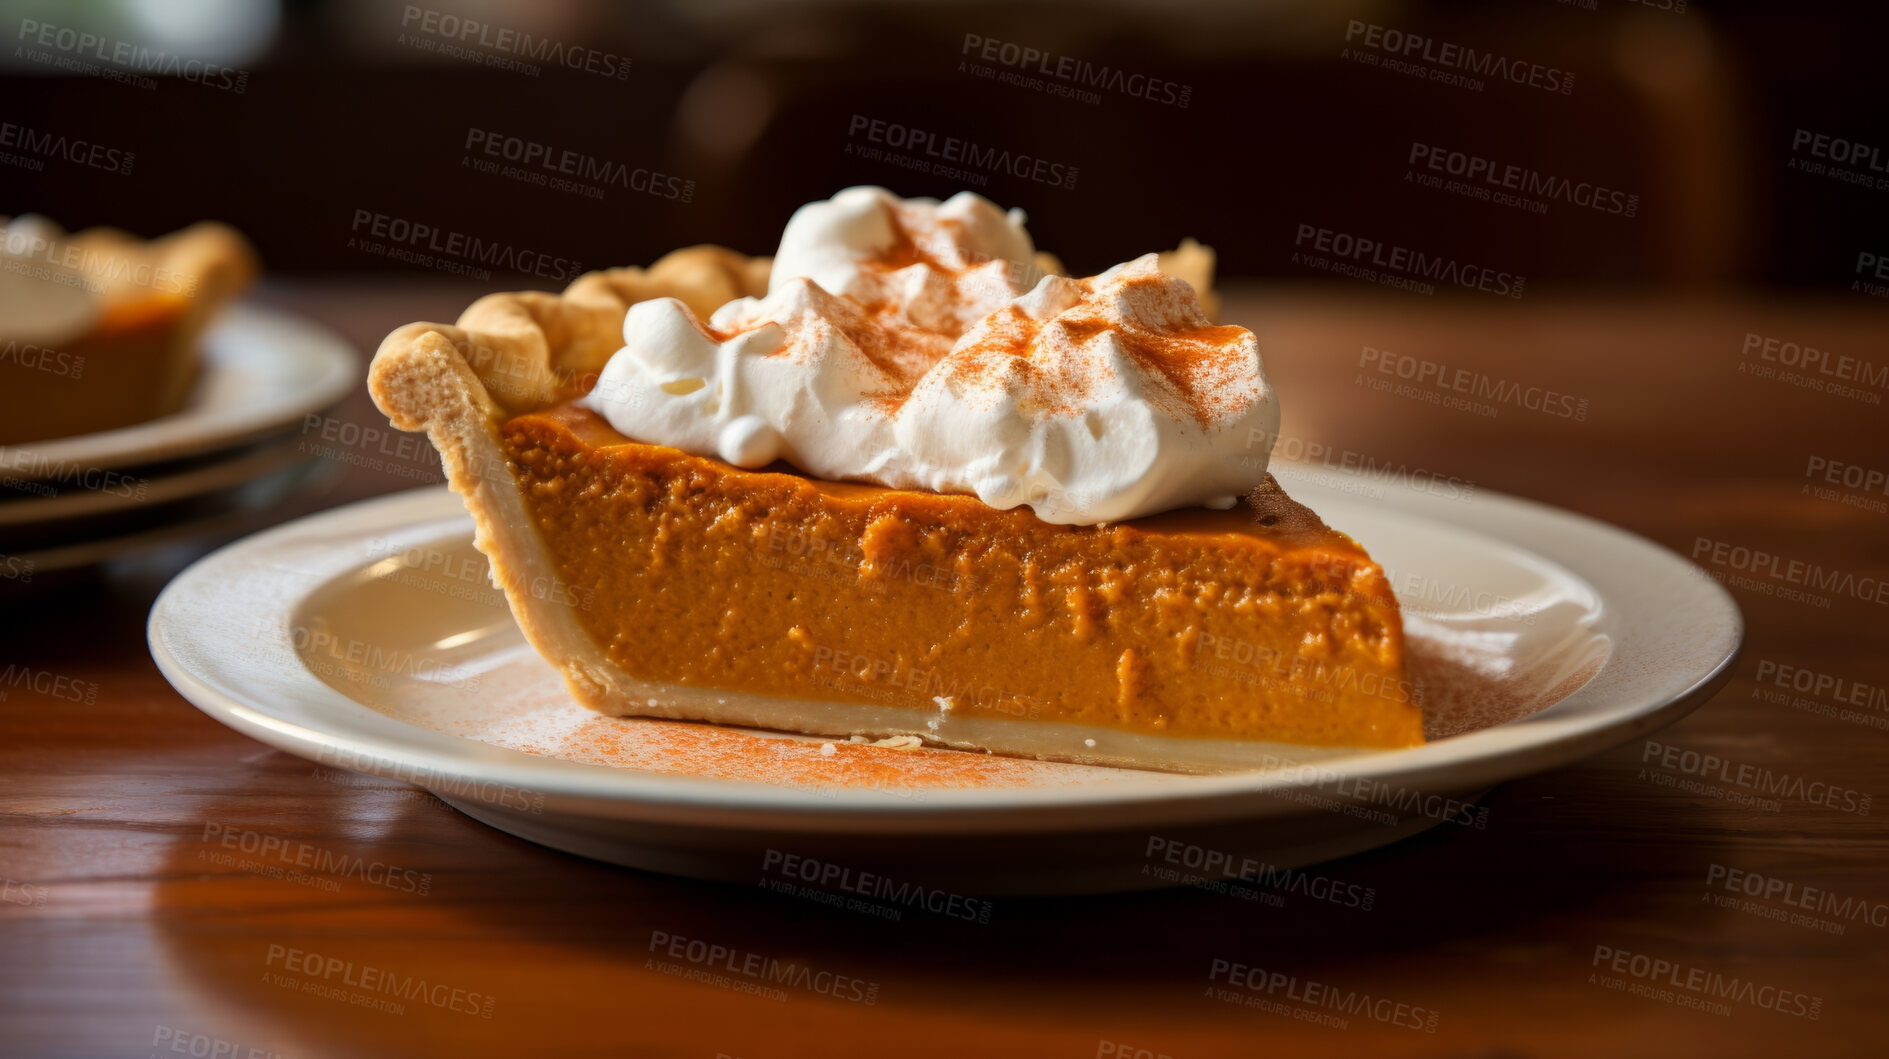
[0, 216, 100, 347]
[582, 187, 1277, 524]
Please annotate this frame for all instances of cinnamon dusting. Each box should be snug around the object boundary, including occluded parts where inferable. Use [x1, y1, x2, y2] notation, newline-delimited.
[674, 215, 1255, 438]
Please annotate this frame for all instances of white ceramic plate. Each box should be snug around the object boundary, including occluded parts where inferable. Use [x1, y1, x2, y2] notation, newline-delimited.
[148, 473, 1741, 894]
[5, 456, 335, 576]
[0, 303, 356, 479]
[0, 436, 312, 528]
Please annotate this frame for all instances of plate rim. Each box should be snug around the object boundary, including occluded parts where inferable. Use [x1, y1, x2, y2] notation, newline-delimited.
[148, 478, 1744, 833]
[0, 434, 314, 526]
[7, 458, 333, 575]
[0, 303, 357, 478]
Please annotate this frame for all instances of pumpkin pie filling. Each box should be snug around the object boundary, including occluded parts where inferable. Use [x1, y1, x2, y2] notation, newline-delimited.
[498, 402, 1418, 750]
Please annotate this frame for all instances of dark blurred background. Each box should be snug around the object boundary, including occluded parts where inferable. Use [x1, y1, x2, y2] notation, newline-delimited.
[2, 0, 1885, 292]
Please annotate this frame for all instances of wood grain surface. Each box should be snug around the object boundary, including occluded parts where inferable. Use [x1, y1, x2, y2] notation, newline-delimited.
[2, 281, 1885, 1058]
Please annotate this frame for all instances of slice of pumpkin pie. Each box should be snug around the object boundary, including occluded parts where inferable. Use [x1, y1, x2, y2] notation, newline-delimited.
[0, 215, 257, 444]
[370, 187, 1418, 772]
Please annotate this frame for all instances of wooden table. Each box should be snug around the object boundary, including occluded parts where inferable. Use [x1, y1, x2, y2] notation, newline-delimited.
[4, 281, 1885, 1058]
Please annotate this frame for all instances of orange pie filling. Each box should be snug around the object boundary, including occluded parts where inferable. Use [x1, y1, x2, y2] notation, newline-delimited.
[499, 403, 1422, 749]
[0, 293, 200, 445]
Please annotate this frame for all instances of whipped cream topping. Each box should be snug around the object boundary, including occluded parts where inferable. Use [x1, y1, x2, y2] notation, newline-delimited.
[0, 216, 100, 347]
[771, 185, 1039, 308]
[583, 188, 1276, 524]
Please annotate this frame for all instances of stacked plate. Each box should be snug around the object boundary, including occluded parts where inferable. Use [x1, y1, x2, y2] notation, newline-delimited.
[0, 305, 357, 578]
